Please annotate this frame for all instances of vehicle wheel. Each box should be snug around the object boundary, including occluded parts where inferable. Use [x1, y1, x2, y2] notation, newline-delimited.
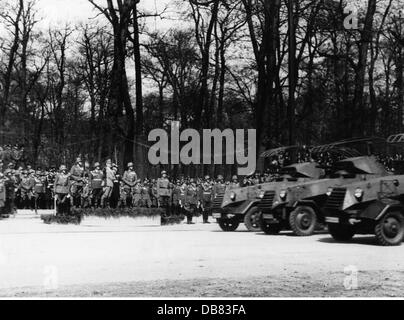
[375, 211, 404, 246]
[289, 206, 317, 237]
[244, 207, 261, 232]
[218, 218, 240, 232]
[259, 212, 282, 235]
[328, 224, 355, 242]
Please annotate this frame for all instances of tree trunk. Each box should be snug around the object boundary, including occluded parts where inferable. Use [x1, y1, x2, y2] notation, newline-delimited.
[352, 0, 377, 136]
[287, 0, 297, 145]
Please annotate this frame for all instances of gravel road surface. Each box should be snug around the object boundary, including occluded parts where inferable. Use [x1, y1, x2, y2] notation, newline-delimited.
[0, 213, 403, 297]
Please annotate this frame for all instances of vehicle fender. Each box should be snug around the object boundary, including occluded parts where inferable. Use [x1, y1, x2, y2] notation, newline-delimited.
[292, 200, 321, 215]
[224, 200, 260, 215]
[359, 199, 404, 221]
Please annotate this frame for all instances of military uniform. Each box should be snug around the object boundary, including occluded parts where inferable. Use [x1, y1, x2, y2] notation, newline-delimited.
[184, 182, 198, 224]
[90, 164, 104, 208]
[54, 166, 71, 215]
[141, 181, 152, 208]
[110, 165, 121, 209]
[228, 176, 240, 190]
[213, 177, 227, 199]
[81, 177, 91, 208]
[122, 163, 138, 207]
[33, 173, 47, 210]
[4, 172, 16, 215]
[179, 183, 187, 210]
[101, 161, 115, 208]
[133, 183, 142, 207]
[151, 180, 158, 207]
[172, 183, 182, 215]
[70, 160, 85, 208]
[157, 172, 172, 217]
[19, 172, 35, 209]
[199, 177, 213, 223]
[45, 170, 56, 209]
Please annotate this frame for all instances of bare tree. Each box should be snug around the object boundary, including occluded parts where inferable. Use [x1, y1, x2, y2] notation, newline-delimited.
[88, 0, 137, 167]
[189, 0, 220, 129]
[0, 0, 24, 142]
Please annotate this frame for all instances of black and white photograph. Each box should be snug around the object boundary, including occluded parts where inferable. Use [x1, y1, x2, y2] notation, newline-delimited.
[0, 0, 404, 302]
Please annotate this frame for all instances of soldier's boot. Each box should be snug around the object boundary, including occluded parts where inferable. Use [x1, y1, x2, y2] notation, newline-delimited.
[186, 211, 194, 224]
[203, 208, 210, 224]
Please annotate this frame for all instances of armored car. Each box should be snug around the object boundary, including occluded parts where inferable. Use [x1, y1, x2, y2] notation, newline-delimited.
[259, 156, 389, 236]
[212, 162, 325, 232]
[324, 175, 404, 246]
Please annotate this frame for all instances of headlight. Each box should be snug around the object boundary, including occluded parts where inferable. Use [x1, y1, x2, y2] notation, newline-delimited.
[354, 188, 363, 200]
[279, 190, 287, 200]
[230, 192, 236, 201]
[326, 187, 333, 197]
[258, 191, 265, 199]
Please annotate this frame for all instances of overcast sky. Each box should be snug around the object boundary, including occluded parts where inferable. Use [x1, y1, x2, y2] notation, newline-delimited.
[37, 0, 176, 29]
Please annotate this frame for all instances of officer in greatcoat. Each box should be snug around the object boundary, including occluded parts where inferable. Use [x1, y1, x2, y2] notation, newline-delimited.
[69, 157, 85, 208]
[54, 165, 71, 215]
[101, 159, 115, 208]
[157, 171, 172, 217]
[90, 162, 104, 208]
[122, 162, 138, 207]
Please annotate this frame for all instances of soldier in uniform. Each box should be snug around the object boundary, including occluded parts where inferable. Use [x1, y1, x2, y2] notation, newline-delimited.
[110, 164, 121, 208]
[89, 162, 104, 208]
[69, 157, 85, 208]
[14, 166, 23, 209]
[213, 175, 226, 197]
[4, 170, 17, 216]
[54, 165, 71, 215]
[19, 170, 35, 209]
[45, 168, 56, 209]
[141, 179, 152, 208]
[81, 173, 91, 208]
[172, 180, 182, 216]
[133, 181, 142, 207]
[254, 172, 262, 185]
[122, 162, 138, 207]
[157, 171, 172, 217]
[151, 179, 158, 207]
[33, 170, 47, 211]
[228, 175, 240, 190]
[101, 160, 115, 208]
[184, 179, 198, 224]
[199, 175, 213, 224]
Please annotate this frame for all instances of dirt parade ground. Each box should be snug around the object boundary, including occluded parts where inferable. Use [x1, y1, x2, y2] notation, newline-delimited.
[0, 212, 403, 298]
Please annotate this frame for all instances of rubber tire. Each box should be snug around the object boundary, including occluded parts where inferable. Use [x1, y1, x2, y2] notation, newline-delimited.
[289, 206, 317, 237]
[258, 212, 281, 235]
[375, 211, 404, 246]
[218, 218, 240, 232]
[244, 207, 262, 232]
[328, 224, 355, 242]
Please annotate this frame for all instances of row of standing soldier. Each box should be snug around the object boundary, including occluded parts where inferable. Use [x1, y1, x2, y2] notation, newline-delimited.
[1, 157, 240, 223]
